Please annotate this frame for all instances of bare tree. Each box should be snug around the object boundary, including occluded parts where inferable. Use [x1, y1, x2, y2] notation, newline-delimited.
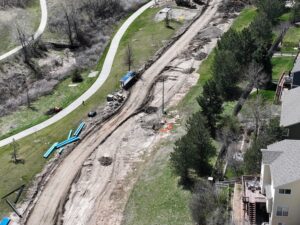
[165, 10, 170, 28]
[62, 4, 75, 47]
[245, 95, 270, 140]
[16, 26, 44, 79]
[17, 26, 30, 64]
[10, 138, 20, 164]
[124, 42, 134, 71]
[245, 62, 268, 95]
[61, 3, 91, 47]
[25, 81, 31, 108]
[83, 0, 98, 27]
[0, 0, 30, 8]
[233, 62, 268, 116]
[190, 179, 230, 225]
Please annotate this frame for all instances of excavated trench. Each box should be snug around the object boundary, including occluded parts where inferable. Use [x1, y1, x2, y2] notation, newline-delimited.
[16, 1, 240, 224]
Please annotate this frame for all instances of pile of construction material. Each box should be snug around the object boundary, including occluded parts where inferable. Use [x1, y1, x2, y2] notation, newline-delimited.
[43, 122, 85, 159]
[106, 91, 125, 111]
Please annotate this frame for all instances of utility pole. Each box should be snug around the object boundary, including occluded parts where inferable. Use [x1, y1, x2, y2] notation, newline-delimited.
[162, 76, 165, 115]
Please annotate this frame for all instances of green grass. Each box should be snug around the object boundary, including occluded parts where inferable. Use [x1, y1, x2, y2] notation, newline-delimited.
[177, 51, 215, 114]
[225, 165, 243, 179]
[222, 101, 237, 116]
[282, 26, 300, 53]
[0, 7, 183, 217]
[231, 6, 257, 31]
[279, 11, 292, 22]
[250, 90, 275, 102]
[123, 154, 193, 225]
[271, 56, 294, 80]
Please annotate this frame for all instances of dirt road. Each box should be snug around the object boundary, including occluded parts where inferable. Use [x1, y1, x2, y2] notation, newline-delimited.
[24, 1, 221, 224]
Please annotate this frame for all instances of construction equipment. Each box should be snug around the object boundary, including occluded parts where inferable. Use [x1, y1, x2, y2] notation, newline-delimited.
[120, 71, 137, 89]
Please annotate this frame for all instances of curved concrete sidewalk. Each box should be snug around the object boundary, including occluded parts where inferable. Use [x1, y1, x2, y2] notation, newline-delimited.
[0, 0, 48, 61]
[0, 1, 154, 148]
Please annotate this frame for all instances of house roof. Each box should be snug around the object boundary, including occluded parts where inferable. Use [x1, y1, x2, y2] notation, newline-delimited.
[262, 140, 300, 187]
[280, 87, 300, 127]
[265, 184, 272, 199]
[292, 55, 300, 74]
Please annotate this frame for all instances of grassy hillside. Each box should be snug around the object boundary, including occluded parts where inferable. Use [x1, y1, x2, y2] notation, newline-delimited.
[123, 146, 193, 225]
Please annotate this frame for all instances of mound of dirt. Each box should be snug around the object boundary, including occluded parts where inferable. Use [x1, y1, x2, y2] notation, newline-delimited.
[99, 156, 113, 166]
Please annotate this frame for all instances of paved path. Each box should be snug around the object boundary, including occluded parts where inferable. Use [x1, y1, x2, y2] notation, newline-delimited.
[0, 0, 48, 62]
[25, 1, 220, 224]
[0, 1, 154, 148]
[273, 52, 298, 57]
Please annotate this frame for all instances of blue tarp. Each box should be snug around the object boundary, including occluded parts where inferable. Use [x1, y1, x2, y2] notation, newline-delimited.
[0, 217, 10, 225]
[120, 71, 135, 83]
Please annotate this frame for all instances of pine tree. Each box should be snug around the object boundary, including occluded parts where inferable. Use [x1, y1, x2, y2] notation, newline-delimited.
[197, 79, 223, 138]
[170, 111, 216, 184]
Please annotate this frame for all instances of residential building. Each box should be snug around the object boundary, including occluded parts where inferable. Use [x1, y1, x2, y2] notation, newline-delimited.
[291, 55, 300, 89]
[261, 140, 300, 225]
[242, 176, 268, 225]
[280, 87, 300, 139]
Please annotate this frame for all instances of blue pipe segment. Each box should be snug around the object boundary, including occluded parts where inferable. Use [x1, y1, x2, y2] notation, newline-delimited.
[56, 136, 80, 149]
[0, 217, 11, 225]
[67, 130, 73, 139]
[73, 122, 85, 137]
[43, 142, 58, 159]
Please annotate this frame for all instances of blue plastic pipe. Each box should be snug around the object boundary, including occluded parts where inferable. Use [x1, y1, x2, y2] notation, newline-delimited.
[56, 136, 80, 149]
[67, 130, 73, 139]
[0, 217, 11, 225]
[73, 122, 85, 137]
[43, 142, 58, 159]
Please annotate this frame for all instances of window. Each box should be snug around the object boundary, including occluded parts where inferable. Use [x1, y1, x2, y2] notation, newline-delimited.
[276, 206, 289, 216]
[283, 207, 289, 216]
[279, 189, 291, 194]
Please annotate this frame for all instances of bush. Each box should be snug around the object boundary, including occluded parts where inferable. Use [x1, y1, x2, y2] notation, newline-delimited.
[72, 69, 83, 83]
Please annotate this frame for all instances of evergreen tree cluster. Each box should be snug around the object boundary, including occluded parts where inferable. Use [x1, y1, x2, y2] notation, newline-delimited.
[170, 0, 286, 185]
[170, 111, 216, 185]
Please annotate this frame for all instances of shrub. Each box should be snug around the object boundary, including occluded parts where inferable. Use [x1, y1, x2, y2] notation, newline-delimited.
[72, 69, 83, 83]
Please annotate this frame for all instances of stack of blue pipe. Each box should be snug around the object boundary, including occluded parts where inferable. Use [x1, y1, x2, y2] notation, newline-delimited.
[73, 122, 85, 137]
[56, 136, 80, 149]
[0, 217, 10, 225]
[43, 142, 58, 158]
[43, 122, 85, 158]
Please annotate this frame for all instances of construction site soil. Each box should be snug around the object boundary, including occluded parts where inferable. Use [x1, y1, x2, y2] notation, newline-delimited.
[7, 0, 240, 224]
